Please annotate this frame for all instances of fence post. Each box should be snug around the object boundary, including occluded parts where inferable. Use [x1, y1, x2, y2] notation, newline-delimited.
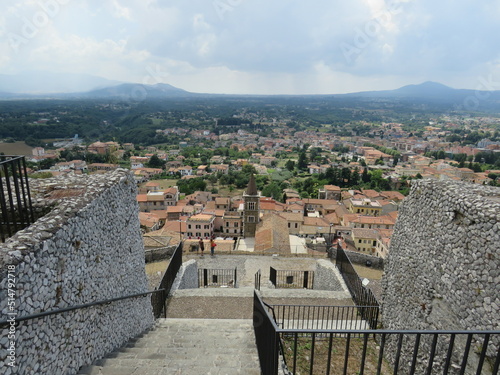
[270, 267, 277, 287]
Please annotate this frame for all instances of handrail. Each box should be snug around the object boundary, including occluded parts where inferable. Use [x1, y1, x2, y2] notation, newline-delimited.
[253, 289, 500, 375]
[260, 293, 289, 370]
[276, 327, 500, 335]
[0, 289, 163, 328]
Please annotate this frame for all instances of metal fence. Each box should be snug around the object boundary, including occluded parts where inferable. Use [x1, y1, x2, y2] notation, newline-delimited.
[0, 155, 34, 242]
[151, 242, 183, 318]
[253, 291, 500, 375]
[269, 304, 378, 332]
[198, 268, 237, 288]
[270, 267, 314, 289]
[255, 269, 261, 291]
[335, 245, 379, 328]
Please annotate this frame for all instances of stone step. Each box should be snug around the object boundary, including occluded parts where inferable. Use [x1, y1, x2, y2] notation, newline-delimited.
[77, 319, 261, 375]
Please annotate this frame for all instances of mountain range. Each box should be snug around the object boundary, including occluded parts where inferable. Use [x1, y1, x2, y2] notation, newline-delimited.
[1, 72, 499, 106]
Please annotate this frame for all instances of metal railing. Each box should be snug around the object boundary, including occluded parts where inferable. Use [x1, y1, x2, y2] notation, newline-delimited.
[253, 291, 500, 375]
[254, 291, 281, 375]
[198, 267, 237, 288]
[268, 304, 378, 332]
[335, 245, 379, 328]
[0, 290, 159, 329]
[0, 242, 183, 327]
[0, 155, 34, 242]
[270, 267, 314, 289]
[255, 269, 261, 291]
[151, 242, 183, 318]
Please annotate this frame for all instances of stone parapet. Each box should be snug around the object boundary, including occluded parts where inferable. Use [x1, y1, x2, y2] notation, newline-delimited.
[0, 169, 153, 375]
[382, 180, 500, 374]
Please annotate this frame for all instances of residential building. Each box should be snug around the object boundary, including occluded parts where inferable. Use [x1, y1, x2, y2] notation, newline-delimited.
[215, 197, 231, 210]
[346, 198, 382, 216]
[222, 213, 242, 237]
[186, 213, 215, 239]
[279, 212, 303, 235]
[343, 214, 396, 230]
[351, 228, 379, 253]
[318, 185, 341, 200]
[87, 163, 119, 172]
[137, 187, 179, 212]
[87, 141, 109, 155]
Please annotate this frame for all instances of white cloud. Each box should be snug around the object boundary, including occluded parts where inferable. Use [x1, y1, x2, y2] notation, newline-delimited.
[0, 0, 498, 94]
[110, 0, 131, 20]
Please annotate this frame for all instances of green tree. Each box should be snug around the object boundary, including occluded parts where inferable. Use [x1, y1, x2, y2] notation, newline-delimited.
[341, 168, 351, 187]
[241, 164, 257, 176]
[362, 167, 370, 183]
[285, 159, 295, 172]
[177, 177, 206, 195]
[297, 151, 308, 171]
[351, 167, 360, 186]
[262, 182, 282, 200]
[147, 154, 166, 169]
[207, 174, 218, 189]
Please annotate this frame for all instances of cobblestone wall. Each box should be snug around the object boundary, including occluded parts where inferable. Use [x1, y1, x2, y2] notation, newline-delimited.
[382, 180, 500, 374]
[313, 259, 349, 292]
[0, 169, 153, 375]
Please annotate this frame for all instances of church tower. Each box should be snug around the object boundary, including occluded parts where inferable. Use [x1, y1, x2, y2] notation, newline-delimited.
[243, 174, 260, 238]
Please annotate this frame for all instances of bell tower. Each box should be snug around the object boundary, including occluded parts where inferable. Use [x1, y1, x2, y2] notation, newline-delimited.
[242, 174, 260, 238]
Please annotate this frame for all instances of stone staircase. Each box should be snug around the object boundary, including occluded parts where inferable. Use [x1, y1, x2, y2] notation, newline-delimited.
[77, 318, 261, 375]
[77, 255, 354, 375]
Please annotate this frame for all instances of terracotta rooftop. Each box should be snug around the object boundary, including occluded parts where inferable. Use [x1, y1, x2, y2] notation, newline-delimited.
[187, 214, 215, 222]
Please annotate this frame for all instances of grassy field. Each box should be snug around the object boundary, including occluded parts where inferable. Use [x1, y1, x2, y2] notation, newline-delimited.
[282, 335, 393, 375]
[152, 179, 180, 189]
[0, 141, 33, 156]
[353, 264, 383, 280]
[145, 260, 169, 276]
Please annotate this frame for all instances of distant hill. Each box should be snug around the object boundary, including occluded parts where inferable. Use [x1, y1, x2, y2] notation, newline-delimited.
[341, 81, 500, 102]
[84, 83, 193, 99]
[0, 76, 499, 108]
[0, 71, 122, 94]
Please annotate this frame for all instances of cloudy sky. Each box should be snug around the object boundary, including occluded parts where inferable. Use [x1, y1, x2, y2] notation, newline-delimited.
[1, 0, 499, 94]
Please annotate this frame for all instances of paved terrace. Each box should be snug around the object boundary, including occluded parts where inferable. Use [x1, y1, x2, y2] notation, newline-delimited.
[168, 254, 353, 319]
[81, 255, 355, 374]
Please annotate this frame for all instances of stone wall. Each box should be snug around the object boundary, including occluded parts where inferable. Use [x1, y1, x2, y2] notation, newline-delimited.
[170, 259, 198, 292]
[313, 259, 349, 292]
[145, 245, 177, 263]
[382, 180, 500, 374]
[0, 169, 153, 375]
[328, 246, 384, 269]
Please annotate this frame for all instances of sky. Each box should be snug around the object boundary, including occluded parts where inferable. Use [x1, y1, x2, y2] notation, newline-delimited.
[0, 0, 499, 95]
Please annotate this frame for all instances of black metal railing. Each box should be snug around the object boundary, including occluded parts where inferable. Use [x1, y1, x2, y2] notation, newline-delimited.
[0, 290, 159, 329]
[0, 155, 34, 242]
[268, 304, 378, 332]
[151, 242, 183, 318]
[335, 245, 379, 328]
[198, 267, 237, 288]
[0, 242, 182, 328]
[253, 291, 500, 375]
[269, 267, 314, 289]
[254, 291, 280, 375]
[280, 330, 500, 375]
[255, 269, 261, 290]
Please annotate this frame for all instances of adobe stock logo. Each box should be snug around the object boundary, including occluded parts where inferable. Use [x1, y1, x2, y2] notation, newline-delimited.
[213, 0, 245, 21]
[454, 74, 500, 111]
[341, 0, 407, 65]
[7, 0, 70, 53]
